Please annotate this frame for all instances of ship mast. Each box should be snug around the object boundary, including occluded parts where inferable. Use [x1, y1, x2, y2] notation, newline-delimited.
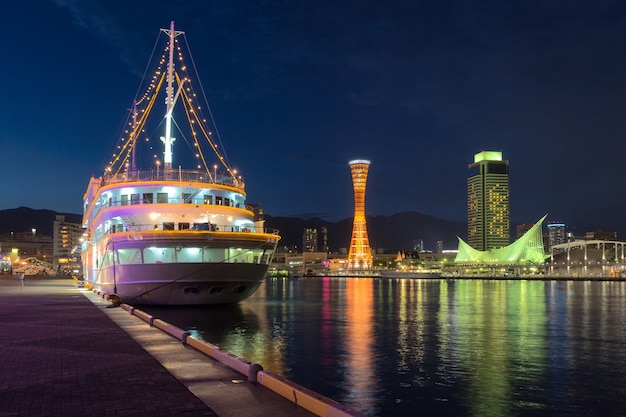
[160, 21, 183, 171]
[131, 101, 137, 171]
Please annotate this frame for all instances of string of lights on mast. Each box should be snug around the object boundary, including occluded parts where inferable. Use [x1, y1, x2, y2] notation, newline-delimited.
[104, 23, 240, 187]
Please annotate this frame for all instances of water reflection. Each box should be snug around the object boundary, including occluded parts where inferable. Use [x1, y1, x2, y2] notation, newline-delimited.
[451, 280, 547, 416]
[142, 278, 626, 417]
[343, 278, 377, 411]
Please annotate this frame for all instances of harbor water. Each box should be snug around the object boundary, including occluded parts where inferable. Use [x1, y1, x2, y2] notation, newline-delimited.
[142, 278, 626, 417]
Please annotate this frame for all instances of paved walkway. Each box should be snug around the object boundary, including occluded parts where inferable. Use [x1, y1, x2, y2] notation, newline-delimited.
[0, 276, 314, 417]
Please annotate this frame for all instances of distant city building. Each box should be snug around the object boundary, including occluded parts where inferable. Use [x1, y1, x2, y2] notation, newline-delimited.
[547, 222, 566, 249]
[467, 150, 510, 251]
[321, 226, 329, 253]
[277, 245, 298, 254]
[53, 215, 83, 274]
[347, 160, 373, 269]
[0, 230, 53, 270]
[302, 228, 318, 252]
[585, 230, 618, 241]
[248, 203, 265, 221]
[437, 240, 444, 254]
[284, 251, 329, 276]
[516, 223, 533, 239]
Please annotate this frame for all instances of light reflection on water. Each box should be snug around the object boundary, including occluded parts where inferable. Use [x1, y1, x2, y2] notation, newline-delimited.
[142, 278, 626, 417]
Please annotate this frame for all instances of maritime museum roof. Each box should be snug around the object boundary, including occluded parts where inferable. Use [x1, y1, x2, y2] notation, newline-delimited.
[455, 215, 548, 264]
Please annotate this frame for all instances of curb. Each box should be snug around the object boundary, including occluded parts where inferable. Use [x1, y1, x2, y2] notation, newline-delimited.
[115, 301, 366, 417]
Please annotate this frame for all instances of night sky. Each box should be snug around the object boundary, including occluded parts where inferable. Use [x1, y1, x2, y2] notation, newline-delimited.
[3, 1, 626, 237]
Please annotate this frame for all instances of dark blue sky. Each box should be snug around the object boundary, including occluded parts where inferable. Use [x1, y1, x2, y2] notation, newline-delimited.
[3, 1, 626, 236]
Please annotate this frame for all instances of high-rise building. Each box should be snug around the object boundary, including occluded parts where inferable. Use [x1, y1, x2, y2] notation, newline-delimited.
[547, 222, 566, 249]
[53, 215, 83, 274]
[516, 223, 533, 239]
[302, 228, 318, 252]
[467, 150, 510, 251]
[347, 160, 373, 269]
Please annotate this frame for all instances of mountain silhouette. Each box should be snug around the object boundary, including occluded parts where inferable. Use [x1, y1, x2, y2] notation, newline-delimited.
[0, 207, 82, 236]
[0, 207, 466, 251]
[265, 212, 466, 252]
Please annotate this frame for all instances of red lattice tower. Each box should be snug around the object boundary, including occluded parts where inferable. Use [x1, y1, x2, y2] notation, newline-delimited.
[347, 160, 373, 269]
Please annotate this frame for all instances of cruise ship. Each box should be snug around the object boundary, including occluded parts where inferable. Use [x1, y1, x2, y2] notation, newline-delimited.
[81, 22, 280, 305]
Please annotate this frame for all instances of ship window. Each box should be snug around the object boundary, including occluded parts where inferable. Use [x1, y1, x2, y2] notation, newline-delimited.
[193, 223, 210, 230]
[143, 247, 175, 263]
[102, 250, 115, 267]
[204, 195, 213, 205]
[163, 222, 174, 230]
[143, 193, 153, 204]
[252, 249, 265, 264]
[216, 196, 223, 206]
[157, 193, 168, 204]
[237, 249, 253, 263]
[182, 193, 191, 203]
[131, 194, 140, 205]
[179, 222, 190, 230]
[121, 195, 129, 206]
[178, 247, 202, 262]
[224, 197, 231, 206]
[117, 248, 142, 265]
[203, 247, 226, 263]
[261, 250, 273, 264]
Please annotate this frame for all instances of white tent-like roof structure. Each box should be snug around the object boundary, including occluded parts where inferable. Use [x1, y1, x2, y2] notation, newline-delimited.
[455, 215, 548, 265]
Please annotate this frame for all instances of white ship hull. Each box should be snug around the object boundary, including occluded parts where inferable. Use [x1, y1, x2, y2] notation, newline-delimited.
[93, 262, 267, 305]
[82, 229, 279, 305]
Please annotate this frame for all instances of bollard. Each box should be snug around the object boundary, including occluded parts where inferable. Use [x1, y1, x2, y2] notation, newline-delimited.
[248, 363, 263, 382]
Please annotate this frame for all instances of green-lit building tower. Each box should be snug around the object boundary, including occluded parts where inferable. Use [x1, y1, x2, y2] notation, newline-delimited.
[467, 150, 510, 250]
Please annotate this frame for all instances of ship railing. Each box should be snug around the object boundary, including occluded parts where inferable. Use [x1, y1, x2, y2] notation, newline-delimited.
[104, 223, 279, 236]
[101, 168, 245, 191]
[91, 197, 257, 217]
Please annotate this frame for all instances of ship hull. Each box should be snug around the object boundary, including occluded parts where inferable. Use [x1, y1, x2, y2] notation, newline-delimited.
[93, 262, 267, 305]
[81, 230, 278, 305]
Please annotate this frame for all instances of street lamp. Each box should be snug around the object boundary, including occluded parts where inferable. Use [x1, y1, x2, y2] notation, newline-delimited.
[213, 165, 217, 182]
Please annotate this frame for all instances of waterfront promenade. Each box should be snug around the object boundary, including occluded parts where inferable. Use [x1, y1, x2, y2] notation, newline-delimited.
[0, 275, 316, 417]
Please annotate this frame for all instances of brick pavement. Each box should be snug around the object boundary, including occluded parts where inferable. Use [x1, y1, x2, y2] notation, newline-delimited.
[0, 276, 217, 417]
